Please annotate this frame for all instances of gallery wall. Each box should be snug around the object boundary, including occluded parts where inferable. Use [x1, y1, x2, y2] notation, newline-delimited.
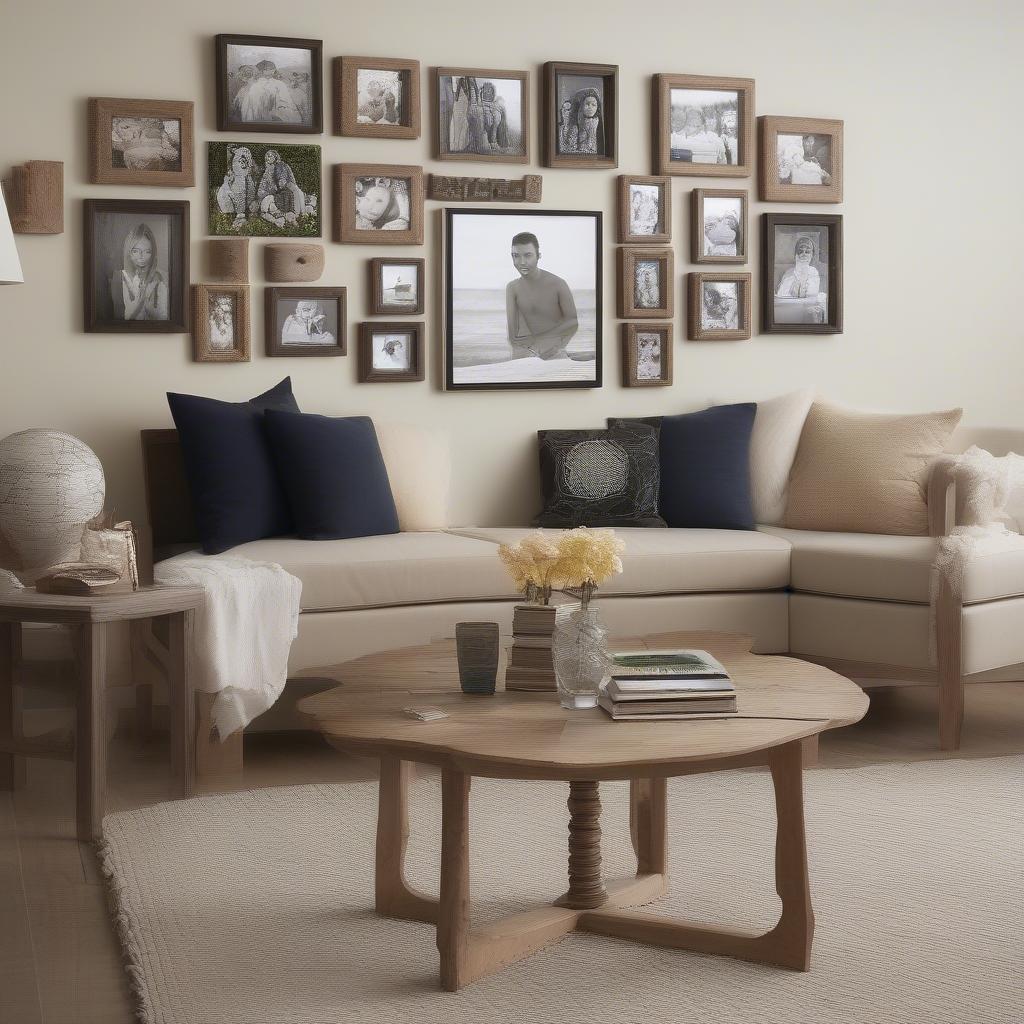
[1, 0, 1022, 527]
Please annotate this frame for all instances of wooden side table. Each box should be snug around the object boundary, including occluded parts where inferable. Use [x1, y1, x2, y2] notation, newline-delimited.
[0, 585, 204, 841]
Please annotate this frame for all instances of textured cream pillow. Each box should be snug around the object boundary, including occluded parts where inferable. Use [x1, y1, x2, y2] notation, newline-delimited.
[784, 402, 963, 535]
[374, 422, 451, 532]
[749, 389, 815, 525]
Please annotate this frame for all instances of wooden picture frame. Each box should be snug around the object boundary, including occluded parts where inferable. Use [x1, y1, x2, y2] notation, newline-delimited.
[434, 67, 530, 164]
[759, 116, 844, 203]
[88, 98, 194, 187]
[334, 56, 420, 138]
[622, 322, 672, 387]
[687, 272, 752, 340]
[762, 213, 843, 334]
[359, 322, 425, 382]
[215, 34, 323, 134]
[652, 73, 754, 177]
[617, 175, 671, 244]
[691, 188, 748, 264]
[333, 163, 424, 245]
[83, 199, 189, 333]
[369, 258, 425, 315]
[192, 284, 250, 362]
[618, 247, 674, 319]
[542, 61, 617, 169]
[265, 286, 347, 356]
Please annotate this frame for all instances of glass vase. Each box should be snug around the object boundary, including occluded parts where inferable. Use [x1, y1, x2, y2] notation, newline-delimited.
[552, 602, 609, 709]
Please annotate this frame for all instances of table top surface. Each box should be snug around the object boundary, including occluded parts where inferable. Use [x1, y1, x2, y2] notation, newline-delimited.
[298, 631, 869, 780]
[0, 585, 205, 622]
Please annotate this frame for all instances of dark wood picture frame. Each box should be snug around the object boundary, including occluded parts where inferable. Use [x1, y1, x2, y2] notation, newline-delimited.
[759, 115, 844, 203]
[334, 56, 420, 139]
[761, 213, 843, 335]
[687, 272, 752, 340]
[622, 322, 673, 387]
[652, 73, 754, 178]
[433, 67, 530, 164]
[618, 247, 674, 319]
[617, 175, 671, 244]
[358, 321, 425, 382]
[88, 98, 194, 187]
[215, 34, 323, 134]
[333, 163, 424, 245]
[369, 257, 425, 315]
[542, 61, 618, 169]
[264, 286, 347, 356]
[192, 283, 250, 362]
[691, 188, 748, 265]
[83, 199, 189, 333]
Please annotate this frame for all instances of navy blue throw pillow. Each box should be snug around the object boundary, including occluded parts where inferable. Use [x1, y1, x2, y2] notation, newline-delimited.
[263, 410, 399, 541]
[167, 378, 299, 555]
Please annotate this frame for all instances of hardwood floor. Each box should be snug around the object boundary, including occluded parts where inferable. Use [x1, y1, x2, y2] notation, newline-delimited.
[1, 679, 1022, 1023]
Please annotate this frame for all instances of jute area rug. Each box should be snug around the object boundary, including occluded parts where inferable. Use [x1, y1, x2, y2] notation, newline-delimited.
[100, 757, 1024, 1024]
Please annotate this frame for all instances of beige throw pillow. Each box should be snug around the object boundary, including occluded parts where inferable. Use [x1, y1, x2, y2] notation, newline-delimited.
[784, 402, 963, 535]
[375, 421, 451, 532]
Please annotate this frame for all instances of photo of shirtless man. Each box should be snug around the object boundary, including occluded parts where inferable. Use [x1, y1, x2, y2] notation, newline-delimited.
[505, 232, 579, 360]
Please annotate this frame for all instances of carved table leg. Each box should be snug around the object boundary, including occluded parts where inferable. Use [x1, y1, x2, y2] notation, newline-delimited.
[558, 780, 607, 909]
[438, 769, 472, 991]
[0, 622, 26, 790]
[630, 777, 668, 876]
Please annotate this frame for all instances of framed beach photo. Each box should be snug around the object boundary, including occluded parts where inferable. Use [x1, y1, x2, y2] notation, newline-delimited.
[215, 34, 323, 133]
[265, 286, 346, 356]
[434, 68, 530, 163]
[617, 247, 674, 319]
[444, 208, 602, 391]
[83, 199, 189, 333]
[653, 74, 754, 177]
[760, 116, 844, 203]
[88, 98, 194, 187]
[333, 163, 424, 245]
[192, 284, 250, 362]
[358, 322, 425, 382]
[687, 272, 752, 341]
[762, 213, 843, 334]
[370, 258, 424, 315]
[334, 56, 420, 139]
[617, 175, 671, 244]
[691, 188, 748, 264]
[543, 61, 617, 169]
[622, 323, 672, 387]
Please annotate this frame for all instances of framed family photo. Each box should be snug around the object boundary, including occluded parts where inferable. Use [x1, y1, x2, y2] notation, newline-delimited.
[88, 98, 194, 187]
[265, 286, 346, 356]
[444, 208, 602, 391]
[691, 188, 748, 264]
[542, 61, 617, 169]
[617, 247, 674, 319]
[434, 68, 530, 163]
[192, 284, 250, 362]
[83, 199, 189, 333]
[760, 116, 844, 202]
[369, 257, 424, 315]
[215, 34, 323, 133]
[333, 163, 424, 244]
[687, 272, 752, 340]
[358, 322, 425, 382]
[334, 56, 420, 139]
[617, 175, 670, 244]
[762, 213, 843, 334]
[652, 73, 754, 177]
[622, 323, 672, 387]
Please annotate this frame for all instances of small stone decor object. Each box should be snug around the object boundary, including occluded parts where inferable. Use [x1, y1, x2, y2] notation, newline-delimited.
[455, 622, 500, 695]
[207, 238, 250, 283]
[264, 243, 325, 283]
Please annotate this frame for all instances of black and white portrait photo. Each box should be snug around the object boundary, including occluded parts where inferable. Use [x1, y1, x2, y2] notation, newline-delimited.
[777, 133, 833, 185]
[702, 195, 743, 256]
[555, 74, 606, 157]
[355, 176, 410, 232]
[669, 88, 738, 165]
[629, 183, 662, 237]
[111, 118, 181, 172]
[208, 293, 236, 349]
[702, 281, 740, 330]
[445, 209, 602, 390]
[437, 70, 528, 161]
[772, 226, 828, 325]
[634, 259, 661, 309]
[635, 331, 663, 381]
[357, 69, 402, 125]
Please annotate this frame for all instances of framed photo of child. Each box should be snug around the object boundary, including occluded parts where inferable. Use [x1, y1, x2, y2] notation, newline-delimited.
[617, 247, 674, 319]
[622, 323, 673, 387]
[334, 56, 420, 139]
[434, 68, 530, 164]
[369, 258, 425, 315]
[691, 188, 748, 264]
[617, 175, 671, 245]
[358, 322, 425, 383]
[687, 272, 752, 341]
[542, 62, 618, 169]
[88, 98, 194, 187]
[265, 286, 346, 357]
[759, 116, 844, 203]
[333, 164, 424, 245]
[192, 284, 250, 362]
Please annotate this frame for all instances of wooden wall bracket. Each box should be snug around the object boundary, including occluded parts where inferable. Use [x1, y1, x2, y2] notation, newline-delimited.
[427, 174, 542, 203]
[2, 161, 63, 234]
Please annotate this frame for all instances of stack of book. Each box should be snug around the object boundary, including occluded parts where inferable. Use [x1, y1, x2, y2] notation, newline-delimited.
[598, 649, 738, 721]
[504, 604, 557, 691]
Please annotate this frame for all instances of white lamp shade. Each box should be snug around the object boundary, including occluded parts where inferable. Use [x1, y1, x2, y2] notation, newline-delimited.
[0, 188, 23, 284]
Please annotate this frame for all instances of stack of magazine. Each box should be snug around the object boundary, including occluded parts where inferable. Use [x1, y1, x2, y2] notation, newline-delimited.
[598, 649, 738, 721]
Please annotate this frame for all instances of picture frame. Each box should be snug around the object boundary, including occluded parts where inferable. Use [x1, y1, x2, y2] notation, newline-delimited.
[542, 61, 617, 169]
[83, 199, 189, 333]
[215, 34, 323, 134]
[434, 67, 530, 164]
[333, 163, 424, 245]
[88, 98, 194, 187]
[691, 188, 748, 264]
[762, 213, 843, 334]
[617, 175, 671, 244]
[358, 322, 425, 382]
[192, 284, 250, 362]
[652, 73, 754, 177]
[759, 116, 844, 203]
[687, 272, 752, 341]
[369, 258, 425, 315]
[622, 323, 672, 387]
[444, 207, 603, 391]
[264, 286, 347, 356]
[617, 247, 674, 319]
[334, 56, 420, 139]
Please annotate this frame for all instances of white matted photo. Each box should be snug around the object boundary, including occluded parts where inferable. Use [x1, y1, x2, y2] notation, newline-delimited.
[372, 331, 413, 371]
[381, 264, 417, 309]
[633, 260, 661, 309]
[772, 226, 828, 325]
[628, 183, 662, 236]
[702, 196, 743, 256]
[669, 88, 738, 165]
[701, 281, 740, 330]
[777, 133, 833, 185]
[357, 69, 403, 125]
[208, 293, 236, 349]
[635, 331, 663, 381]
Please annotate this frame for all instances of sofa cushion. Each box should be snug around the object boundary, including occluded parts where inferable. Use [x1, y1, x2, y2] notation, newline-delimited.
[747, 388, 815, 525]
[375, 422, 450, 531]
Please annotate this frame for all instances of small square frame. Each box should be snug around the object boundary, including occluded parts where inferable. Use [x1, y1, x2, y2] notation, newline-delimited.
[622, 323, 673, 387]
[542, 61, 618, 169]
[618, 247, 674, 319]
[334, 56, 420, 139]
[369, 258, 425, 315]
[192, 284, 250, 362]
[265, 286, 347, 356]
[333, 163, 424, 245]
[617, 175, 671, 244]
[687, 272, 752, 341]
[759, 116, 843, 203]
[359, 322, 425, 382]
[691, 188, 749, 265]
[433, 67, 531, 164]
[88, 98, 194, 187]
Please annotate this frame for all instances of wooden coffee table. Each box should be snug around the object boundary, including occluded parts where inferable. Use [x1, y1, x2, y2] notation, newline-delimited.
[298, 631, 867, 992]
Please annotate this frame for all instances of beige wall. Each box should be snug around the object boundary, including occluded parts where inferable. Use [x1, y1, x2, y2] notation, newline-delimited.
[1, 0, 1022, 529]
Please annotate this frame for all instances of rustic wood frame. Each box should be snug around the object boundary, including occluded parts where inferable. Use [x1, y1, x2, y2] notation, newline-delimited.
[652, 73, 754, 178]
[617, 175, 671, 244]
[334, 56, 420, 138]
[691, 188, 748, 265]
[622, 323, 673, 387]
[191, 284, 250, 363]
[333, 163, 424, 245]
[215, 34, 323, 134]
[428, 174, 542, 203]
[265, 286, 347, 356]
[761, 213, 843, 335]
[358, 322, 425, 382]
[542, 61, 618, 169]
[88, 98, 194, 187]
[369, 258, 425, 315]
[759, 116, 843, 203]
[618, 247, 674, 319]
[433, 67, 530, 164]
[687, 272, 752, 341]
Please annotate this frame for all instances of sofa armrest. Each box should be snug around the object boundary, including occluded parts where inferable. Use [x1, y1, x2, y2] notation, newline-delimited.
[927, 455, 959, 538]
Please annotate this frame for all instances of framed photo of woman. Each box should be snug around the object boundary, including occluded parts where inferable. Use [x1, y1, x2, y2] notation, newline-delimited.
[333, 163, 424, 245]
[434, 67, 530, 164]
[542, 61, 617, 169]
[759, 116, 844, 203]
[687, 272, 752, 341]
[617, 247, 674, 319]
[691, 188, 748, 264]
[617, 175, 671, 245]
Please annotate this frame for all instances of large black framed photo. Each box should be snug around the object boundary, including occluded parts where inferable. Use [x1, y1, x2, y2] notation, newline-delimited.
[444, 208, 602, 391]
